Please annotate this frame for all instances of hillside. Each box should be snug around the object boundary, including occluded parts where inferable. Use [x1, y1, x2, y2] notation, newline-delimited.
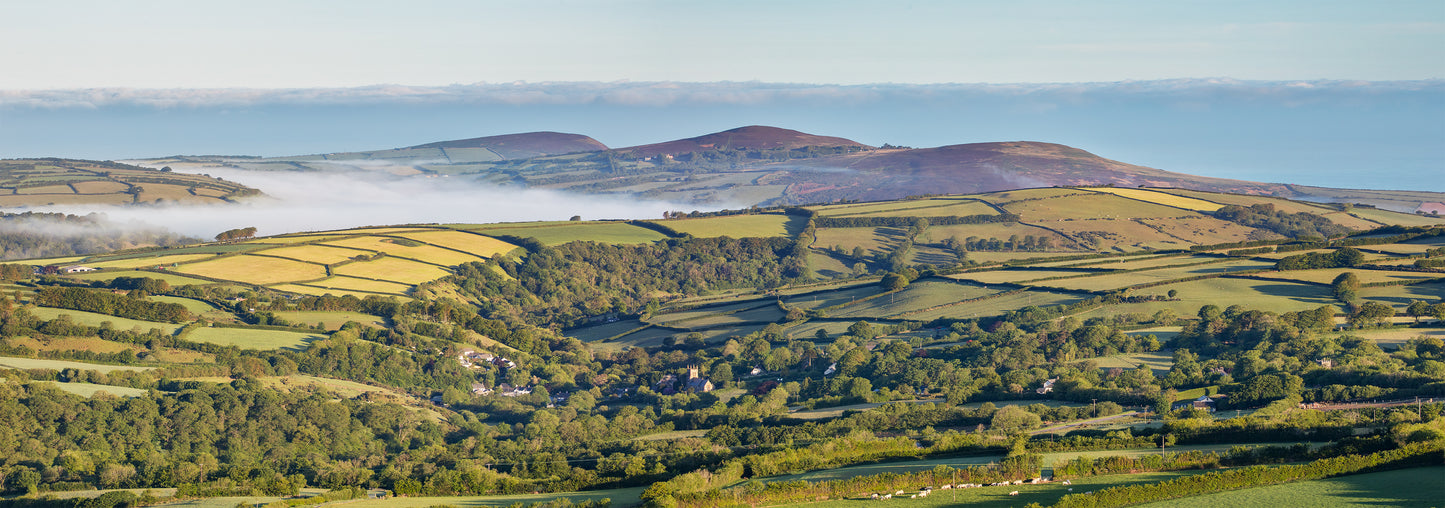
[407, 131, 610, 159]
[618, 125, 871, 157]
[0, 158, 260, 207]
[130, 126, 1443, 213]
[3, 188, 1442, 507]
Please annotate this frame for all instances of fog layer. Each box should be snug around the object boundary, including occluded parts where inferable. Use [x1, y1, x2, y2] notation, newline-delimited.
[21, 168, 696, 239]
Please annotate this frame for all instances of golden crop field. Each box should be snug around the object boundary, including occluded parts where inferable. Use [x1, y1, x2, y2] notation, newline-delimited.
[70, 181, 131, 194]
[1155, 189, 1338, 215]
[176, 255, 328, 285]
[86, 253, 218, 269]
[1003, 193, 1201, 221]
[391, 230, 518, 257]
[1252, 268, 1442, 285]
[255, 235, 345, 245]
[261, 244, 372, 265]
[16, 184, 76, 195]
[291, 275, 413, 295]
[331, 256, 449, 284]
[654, 214, 797, 238]
[320, 236, 487, 265]
[333, 226, 437, 235]
[1081, 187, 1225, 212]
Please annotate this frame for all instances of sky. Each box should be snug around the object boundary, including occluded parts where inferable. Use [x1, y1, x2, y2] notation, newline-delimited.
[0, 0, 1441, 209]
[2, 0, 1441, 88]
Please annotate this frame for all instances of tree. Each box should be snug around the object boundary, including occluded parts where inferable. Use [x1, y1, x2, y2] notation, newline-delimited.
[569, 215, 582, 221]
[1406, 300, 1430, 323]
[847, 320, 876, 340]
[881, 272, 910, 291]
[990, 405, 1042, 432]
[1350, 301, 1395, 327]
[1332, 272, 1361, 303]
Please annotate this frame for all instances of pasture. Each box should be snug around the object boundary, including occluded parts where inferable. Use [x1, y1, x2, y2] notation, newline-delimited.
[269, 311, 386, 330]
[85, 253, 218, 269]
[950, 269, 1099, 285]
[185, 327, 324, 351]
[1089, 352, 1175, 376]
[276, 276, 413, 296]
[333, 487, 644, 508]
[176, 255, 327, 285]
[43, 381, 150, 398]
[822, 199, 999, 218]
[4, 336, 140, 355]
[1003, 193, 1198, 221]
[1030, 259, 1275, 292]
[1081, 187, 1225, 212]
[1139, 465, 1445, 508]
[1070, 278, 1335, 320]
[0, 356, 154, 373]
[1358, 281, 1445, 308]
[391, 230, 518, 257]
[922, 222, 1075, 250]
[910, 290, 1084, 320]
[655, 213, 801, 238]
[66, 270, 215, 287]
[829, 281, 1003, 319]
[1155, 189, 1335, 215]
[814, 226, 905, 257]
[150, 296, 222, 315]
[27, 306, 185, 333]
[331, 256, 450, 284]
[1251, 268, 1441, 285]
[470, 221, 669, 245]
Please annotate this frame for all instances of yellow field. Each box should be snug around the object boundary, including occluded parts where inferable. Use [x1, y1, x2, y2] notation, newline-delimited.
[1155, 189, 1337, 215]
[811, 198, 996, 218]
[321, 236, 487, 265]
[1252, 269, 1441, 285]
[332, 257, 449, 284]
[253, 235, 345, 245]
[950, 269, 1096, 285]
[1004, 193, 1200, 221]
[271, 284, 403, 299]
[70, 181, 130, 194]
[15, 184, 76, 195]
[0, 194, 132, 206]
[922, 222, 1076, 249]
[86, 253, 217, 269]
[391, 230, 518, 257]
[284, 275, 413, 295]
[656, 214, 794, 238]
[261, 244, 372, 265]
[1082, 187, 1225, 212]
[334, 227, 437, 235]
[176, 255, 328, 285]
[5, 336, 140, 354]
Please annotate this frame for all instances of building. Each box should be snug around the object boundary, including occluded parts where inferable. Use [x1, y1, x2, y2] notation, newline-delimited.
[61, 265, 96, 273]
[1036, 378, 1058, 394]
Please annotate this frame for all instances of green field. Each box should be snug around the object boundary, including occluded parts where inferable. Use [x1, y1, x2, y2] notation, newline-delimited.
[951, 269, 1102, 285]
[269, 311, 387, 330]
[1137, 465, 1445, 508]
[151, 295, 223, 315]
[330, 487, 644, 508]
[655, 214, 802, 238]
[1089, 351, 1175, 376]
[472, 221, 669, 245]
[910, 289, 1085, 320]
[185, 327, 324, 350]
[0, 356, 154, 373]
[176, 255, 328, 285]
[1070, 277, 1334, 320]
[27, 306, 185, 333]
[829, 281, 1003, 319]
[1031, 259, 1275, 292]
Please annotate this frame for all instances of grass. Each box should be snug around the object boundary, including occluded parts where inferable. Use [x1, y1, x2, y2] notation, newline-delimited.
[42, 381, 150, 398]
[1071, 278, 1334, 321]
[825, 199, 999, 218]
[390, 230, 518, 257]
[1251, 268, 1441, 285]
[331, 487, 645, 508]
[185, 327, 324, 351]
[27, 306, 185, 333]
[655, 214, 801, 238]
[65, 270, 216, 287]
[1088, 352, 1175, 376]
[4, 336, 140, 355]
[84, 253, 218, 269]
[1031, 260, 1276, 292]
[320, 236, 489, 265]
[1003, 193, 1201, 221]
[257, 375, 398, 398]
[1328, 328, 1445, 348]
[269, 310, 386, 330]
[829, 281, 1003, 319]
[1081, 187, 1225, 212]
[150, 296, 222, 315]
[471, 221, 670, 245]
[1358, 281, 1444, 308]
[1155, 189, 1335, 215]
[814, 226, 904, 258]
[331, 257, 450, 284]
[950, 269, 1102, 285]
[176, 255, 327, 285]
[923, 222, 1076, 249]
[0, 356, 154, 373]
[290, 275, 414, 295]
[911, 290, 1085, 320]
[1137, 465, 1445, 508]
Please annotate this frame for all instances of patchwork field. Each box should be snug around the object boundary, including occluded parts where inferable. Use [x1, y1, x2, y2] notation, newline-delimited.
[1002, 193, 1198, 221]
[66, 270, 215, 286]
[1070, 277, 1335, 319]
[829, 281, 1003, 319]
[85, 253, 219, 269]
[269, 311, 387, 330]
[910, 289, 1085, 320]
[814, 226, 905, 257]
[1250, 268, 1441, 285]
[923, 222, 1076, 250]
[822, 199, 999, 218]
[1138, 466, 1445, 508]
[277, 275, 414, 296]
[1030, 259, 1275, 292]
[261, 244, 371, 265]
[949, 269, 1100, 285]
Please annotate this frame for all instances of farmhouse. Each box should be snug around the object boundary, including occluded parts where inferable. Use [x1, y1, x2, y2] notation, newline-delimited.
[61, 265, 96, 273]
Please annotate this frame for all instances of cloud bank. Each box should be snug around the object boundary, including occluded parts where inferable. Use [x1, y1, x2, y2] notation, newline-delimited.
[4, 79, 1440, 109]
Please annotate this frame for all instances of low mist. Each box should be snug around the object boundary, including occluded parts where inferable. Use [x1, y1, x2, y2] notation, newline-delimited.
[19, 168, 701, 239]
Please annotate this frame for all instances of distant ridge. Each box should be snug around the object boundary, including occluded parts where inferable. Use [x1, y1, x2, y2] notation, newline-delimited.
[409, 131, 608, 160]
[619, 125, 871, 157]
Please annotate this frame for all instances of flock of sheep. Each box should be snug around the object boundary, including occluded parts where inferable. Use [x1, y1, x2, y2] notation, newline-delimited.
[865, 477, 1090, 500]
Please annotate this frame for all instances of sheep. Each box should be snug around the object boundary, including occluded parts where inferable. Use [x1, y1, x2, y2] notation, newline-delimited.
[1009, 491, 1020, 496]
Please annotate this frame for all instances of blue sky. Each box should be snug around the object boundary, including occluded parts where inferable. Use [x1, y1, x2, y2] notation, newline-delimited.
[2, 0, 1441, 88]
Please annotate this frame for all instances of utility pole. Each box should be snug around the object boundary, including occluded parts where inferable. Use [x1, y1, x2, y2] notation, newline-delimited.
[1091, 398, 1097, 418]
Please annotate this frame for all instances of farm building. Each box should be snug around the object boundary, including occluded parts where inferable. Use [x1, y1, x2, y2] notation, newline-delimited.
[61, 265, 96, 273]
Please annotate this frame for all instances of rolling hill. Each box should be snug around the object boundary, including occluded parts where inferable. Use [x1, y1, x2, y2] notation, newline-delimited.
[127, 126, 1445, 213]
[0, 158, 260, 207]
